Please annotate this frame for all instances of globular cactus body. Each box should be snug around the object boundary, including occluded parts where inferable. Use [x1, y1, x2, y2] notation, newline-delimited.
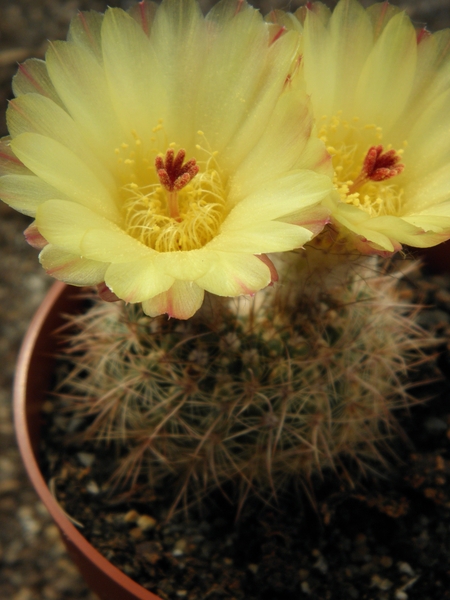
[58, 257, 433, 511]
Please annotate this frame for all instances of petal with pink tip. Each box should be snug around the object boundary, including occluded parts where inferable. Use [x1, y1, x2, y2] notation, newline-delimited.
[39, 244, 107, 285]
[196, 252, 271, 297]
[0, 137, 30, 177]
[142, 280, 204, 319]
[12, 58, 64, 107]
[24, 222, 47, 249]
[0, 174, 68, 216]
[67, 10, 104, 61]
[281, 204, 331, 235]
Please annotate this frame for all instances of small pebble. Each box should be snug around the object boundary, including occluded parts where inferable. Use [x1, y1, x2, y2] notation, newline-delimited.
[371, 574, 393, 591]
[85, 481, 100, 495]
[129, 527, 144, 540]
[124, 509, 139, 523]
[137, 515, 157, 531]
[76, 452, 95, 467]
[172, 538, 187, 557]
[397, 562, 415, 577]
[12, 588, 36, 600]
[312, 553, 328, 574]
[395, 591, 408, 600]
[17, 506, 41, 539]
[247, 563, 258, 574]
[300, 581, 311, 595]
[298, 568, 309, 581]
[0, 479, 20, 494]
[379, 555, 393, 568]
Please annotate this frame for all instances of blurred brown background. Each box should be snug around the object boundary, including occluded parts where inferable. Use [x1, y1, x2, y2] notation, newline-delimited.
[0, 1, 449, 599]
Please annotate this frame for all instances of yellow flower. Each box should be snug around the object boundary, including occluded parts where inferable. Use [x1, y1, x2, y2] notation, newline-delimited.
[271, 0, 450, 254]
[0, 0, 332, 318]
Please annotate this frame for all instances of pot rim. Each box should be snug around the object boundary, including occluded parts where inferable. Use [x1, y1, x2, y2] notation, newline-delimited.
[13, 280, 160, 600]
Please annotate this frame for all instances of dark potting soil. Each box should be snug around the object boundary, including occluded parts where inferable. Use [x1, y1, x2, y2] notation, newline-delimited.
[40, 267, 450, 600]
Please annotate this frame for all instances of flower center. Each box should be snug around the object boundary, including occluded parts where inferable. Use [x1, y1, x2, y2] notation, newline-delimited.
[116, 130, 226, 252]
[319, 113, 406, 217]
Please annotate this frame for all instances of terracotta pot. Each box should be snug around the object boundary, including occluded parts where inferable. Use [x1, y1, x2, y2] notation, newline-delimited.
[13, 281, 162, 600]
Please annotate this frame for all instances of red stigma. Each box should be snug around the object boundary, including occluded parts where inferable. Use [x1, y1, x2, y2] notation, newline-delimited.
[362, 145, 404, 183]
[155, 149, 199, 193]
[348, 145, 404, 194]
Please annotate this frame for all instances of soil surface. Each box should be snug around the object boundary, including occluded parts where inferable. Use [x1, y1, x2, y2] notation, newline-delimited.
[1, 2, 450, 600]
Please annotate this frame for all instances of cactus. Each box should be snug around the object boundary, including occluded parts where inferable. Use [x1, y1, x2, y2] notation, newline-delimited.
[56, 252, 435, 514]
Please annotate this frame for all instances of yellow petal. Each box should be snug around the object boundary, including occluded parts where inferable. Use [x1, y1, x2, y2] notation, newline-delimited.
[7, 94, 114, 192]
[226, 171, 332, 228]
[207, 221, 312, 253]
[11, 133, 120, 221]
[39, 244, 107, 285]
[127, 1, 159, 35]
[0, 174, 69, 217]
[196, 252, 271, 297]
[150, 0, 206, 148]
[101, 8, 164, 142]
[105, 258, 174, 303]
[302, 6, 332, 117]
[327, 0, 373, 114]
[36, 199, 119, 254]
[355, 12, 417, 131]
[366, 2, 403, 41]
[229, 88, 321, 200]
[153, 250, 212, 281]
[80, 228, 154, 263]
[142, 280, 204, 319]
[404, 164, 450, 214]
[364, 215, 448, 248]
[0, 136, 30, 176]
[403, 88, 450, 179]
[67, 10, 104, 61]
[403, 201, 450, 232]
[196, 5, 296, 161]
[46, 41, 123, 158]
[11, 58, 64, 108]
[219, 28, 301, 171]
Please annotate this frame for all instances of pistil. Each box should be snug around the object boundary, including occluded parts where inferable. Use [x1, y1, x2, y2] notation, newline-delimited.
[155, 149, 199, 220]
